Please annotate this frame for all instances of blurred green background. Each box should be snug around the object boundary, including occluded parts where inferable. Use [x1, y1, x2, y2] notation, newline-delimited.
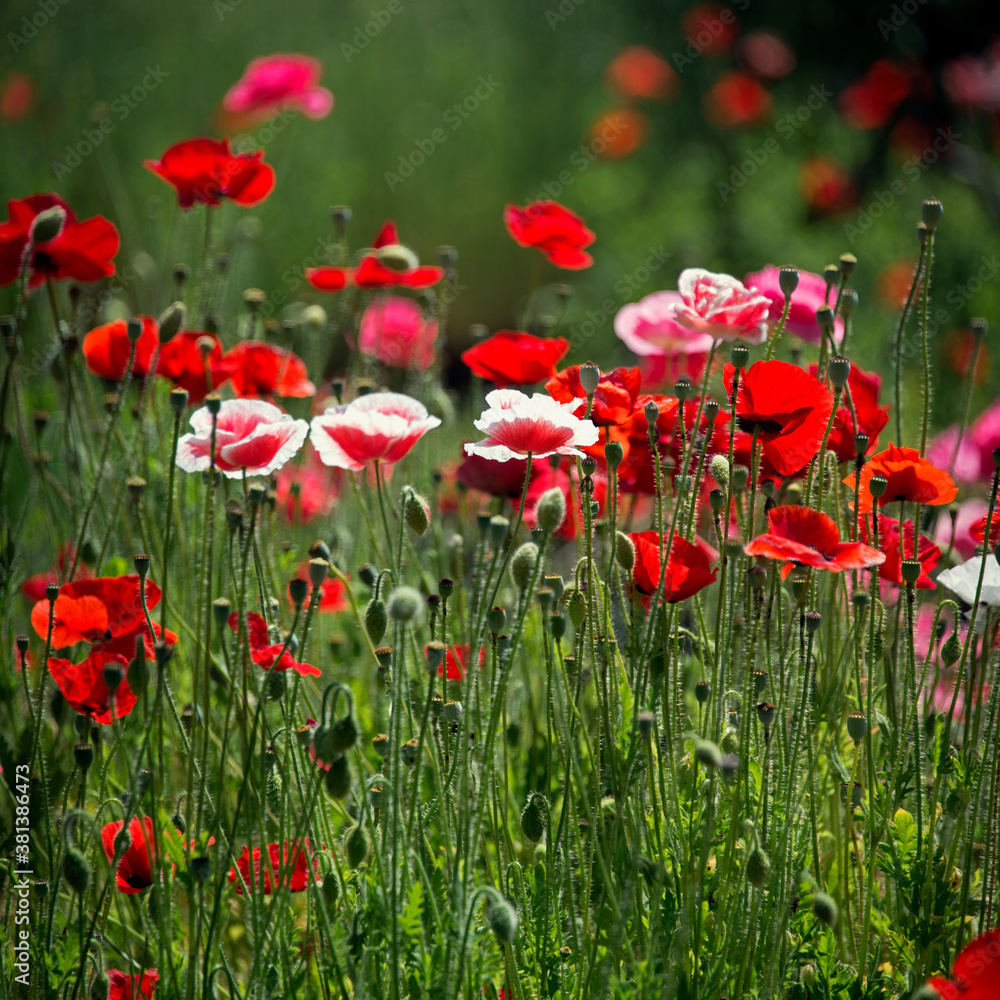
[3, 0, 1000, 427]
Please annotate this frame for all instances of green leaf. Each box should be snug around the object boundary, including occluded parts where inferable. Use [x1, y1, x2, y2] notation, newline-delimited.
[399, 879, 424, 941]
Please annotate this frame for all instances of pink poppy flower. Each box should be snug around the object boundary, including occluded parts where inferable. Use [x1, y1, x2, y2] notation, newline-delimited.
[176, 399, 308, 478]
[744, 265, 844, 345]
[464, 389, 599, 463]
[223, 54, 333, 121]
[926, 424, 982, 485]
[309, 392, 441, 471]
[671, 269, 770, 344]
[935, 498, 989, 560]
[273, 444, 341, 524]
[615, 290, 715, 358]
[358, 295, 438, 371]
[969, 396, 1000, 481]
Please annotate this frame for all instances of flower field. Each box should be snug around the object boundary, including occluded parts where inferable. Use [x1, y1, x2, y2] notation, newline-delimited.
[3, 23, 1000, 1000]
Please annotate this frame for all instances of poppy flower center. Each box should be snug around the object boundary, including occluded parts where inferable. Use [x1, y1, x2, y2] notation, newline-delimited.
[124, 873, 149, 889]
[738, 416, 784, 435]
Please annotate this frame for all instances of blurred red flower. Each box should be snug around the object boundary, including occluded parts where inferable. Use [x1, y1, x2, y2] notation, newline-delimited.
[704, 71, 771, 127]
[102, 817, 155, 893]
[227, 611, 320, 677]
[456, 450, 532, 497]
[928, 927, 1000, 1000]
[0, 193, 119, 289]
[839, 59, 912, 130]
[21, 545, 92, 603]
[944, 328, 990, 384]
[736, 32, 795, 80]
[807, 362, 890, 461]
[605, 47, 677, 100]
[503, 201, 595, 270]
[230, 841, 317, 895]
[144, 138, 275, 210]
[546, 365, 641, 427]
[462, 331, 570, 386]
[682, 3, 740, 57]
[865, 514, 940, 589]
[358, 295, 438, 371]
[723, 360, 834, 476]
[82, 316, 160, 380]
[157, 330, 223, 404]
[106, 969, 159, 1000]
[943, 39, 1000, 112]
[587, 108, 649, 159]
[273, 445, 341, 524]
[212, 341, 315, 398]
[798, 156, 856, 215]
[877, 259, 920, 309]
[628, 531, 719, 601]
[973, 511, 1000, 549]
[745, 505, 885, 578]
[48, 651, 136, 724]
[0, 71, 36, 124]
[845, 442, 958, 514]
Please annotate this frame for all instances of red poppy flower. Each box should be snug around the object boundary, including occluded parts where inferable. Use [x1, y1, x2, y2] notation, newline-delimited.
[799, 156, 857, 215]
[745, 505, 885, 578]
[546, 365, 641, 427]
[682, 3, 740, 57]
[456, 450, 532, 498]
[864, 514, 940, 589]
[20, 545, 92, 603]
[426, 643, 486, 681]
[704, 71, 772, 127]
[587, 108, 649, 159]
[927, 927, 1000, 1000]
[0, 71, 35, 124]
[289, 563, 348, 613]
[144, 138, 275, 210]
[723, 360, 834, 477]
[839, 59, 912, 130]
[628, 532, 719, 602]
[227, 611, 320, 677]
[462, 331, 570, 387]
[229, 841, 317, 894]
[617, 439, 659, 495]
[945, 328, 990, 386]
[47, 651, 136, 723]
[31, 575, 163, 649]
[106, 969, 159, 1000]
[101, 817, 155, 893]
[0, 192, 119, 289]
[157, 331, 223, 404]
[211, 341, 315, 398]
[605, 46, 677, 100]
[808, 362, 890, 462]
[82, 316, 160, 380]
[972, 511, 1000, 549]
[306, 220, 444, 292]
[503, 201, 595, 270]
[626, 392, 729, 470]
[844, 442, 958, 515]
[273, 446, 341, 524]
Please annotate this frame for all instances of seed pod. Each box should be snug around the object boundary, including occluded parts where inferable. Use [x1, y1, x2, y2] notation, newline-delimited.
[346, 824, 371, 867]
[63, 846, 91, 894]
[746, 847, 771, 888]
[325, 755, 351, 799]
[695, 680, 710, 705]
[847, 711, 867, 743]
[190, 856, 211, 884]
[757, 702, 776, 729]
[264, 670, 286, 701]
[520, 792, 547, 844]
[941, 632, 961, 667]
[488, 606, 507, 636]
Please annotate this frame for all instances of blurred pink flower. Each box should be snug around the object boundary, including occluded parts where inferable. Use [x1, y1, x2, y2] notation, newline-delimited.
[736, 32, 796, 80]
[934, 498, 988, 560]
[616, 291, 715, 358]
[970, 396, 1000, 480]
[223, 54, 333, 122]
[671, 269, 770, 345]
[926, 425, 982, 485]
[943, 38, 1000, 112]
[358, 296, 438, 371]
[744, 265, 843, 345]
[273, 443, 341, 525]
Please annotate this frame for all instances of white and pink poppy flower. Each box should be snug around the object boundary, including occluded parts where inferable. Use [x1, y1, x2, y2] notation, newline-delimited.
[937, 554, 1000, 608]
[464, 389, 599, 463]
[309, 392, 441, 471]
[744, 265, 843, 345]
[615, 290, 715, 357]
[223, 54, 333, 121]
[176, 399, 309, 478]
[671, 268, 771, 345]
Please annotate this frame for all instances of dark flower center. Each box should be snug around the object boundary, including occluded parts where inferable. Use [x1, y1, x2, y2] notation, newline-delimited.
[738, 417, 784, 435]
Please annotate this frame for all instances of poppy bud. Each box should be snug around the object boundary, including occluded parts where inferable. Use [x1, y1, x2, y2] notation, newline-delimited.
[637, 709, 655, 739]
[30, 205, 67, 244]
[113, 825, 132, 857]
[346, 823, 371, 867]
[489, 516, 509, 550]
[868, 474, 888, 499]
[695, 680, 711, 705]
[730, 343, 749, 370]
[900, 558, 921, 586]
[941, 632, 961, 667]
[425, 641, 447, 673]
[486, 894, 519, 945]
[303, 304, 327, 329]
[567, 590, 587, 628]
[855, 433, 869, 459]
[520, 792, 547, 843]
[827, 356, 850, 390]
[359, 563, 377, 588]
[212, 598, 231, 631]
[404, 489, 431, 536]
[757, 701, 776, 729]
[644, 399, 660, 427]
[748, 566, 766, 595]
[703, 397, 720, 422]
[675, 375, 692, 401]
[841, 287, 858, 318]
[579, 362, 601, 396]
[549, 613, 566, 641]
[778, 265, 799, 297]
[325, 755, 351, 799]
[73, 743, 94, 771]
[190, 856, 211, 884]
[604, 440, 623, 469]
[488, 605, 507, 637]
[615, 532, 635, 572]
[377, 243, 419, 272]
[971, 316, 988, 342]
[91, 971, 110, 1000]
[103, 659, 124, 694]
[746, 847, 771, 888]
[289, 577, 308, 609]
[823, 264, 840, 287]
[838, 253, 857, 279]
[388, 587, 422, 624]
[847, 711, 867, 743]
[536, 487, 566, 534]
[510, 542, 539, 590]
[157, 300, 186, 342]
[732, 465, 749, 493]
[694, 739, 723, 769]
[812, 892, 838, 927]
[922, 198, 943, 233]
[309, 558, 329, 589]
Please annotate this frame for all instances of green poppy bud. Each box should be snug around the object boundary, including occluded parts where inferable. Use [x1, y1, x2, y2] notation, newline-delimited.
[404, 489, 431, 536]
[812, 892, 838, 927]
[63, 846, 91, 894]
[325, 755, 351, 799]
[486, 894, 519, 945]
[746, 847, 771, 888]
[346, 824, 371, 867]
[616, 532, 635, 572]
[388, 587, 422, 624]
[536, 488, 566, 535]
[365, 598, 388, 644]
[520, 792, 547, 844]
